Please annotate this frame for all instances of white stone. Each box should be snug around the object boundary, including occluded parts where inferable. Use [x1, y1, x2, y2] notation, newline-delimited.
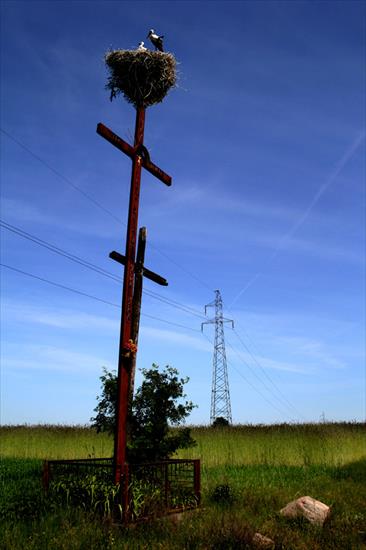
[280, 495, 330, 526]
[252, 532, 275, 549]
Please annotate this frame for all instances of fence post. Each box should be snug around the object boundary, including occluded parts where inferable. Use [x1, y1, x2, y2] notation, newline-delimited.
[122, 463, 130, 523]
[164, 462, 169, 509]
[193, 460, 201, 505]
[42, 460, 50, 491]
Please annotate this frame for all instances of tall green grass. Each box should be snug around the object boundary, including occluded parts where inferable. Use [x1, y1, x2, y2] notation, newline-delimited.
[1, 423, 365, 549]
[0, 425, 112, 459]
[178, 422, 366, 467]
[2, 422, 364, 465]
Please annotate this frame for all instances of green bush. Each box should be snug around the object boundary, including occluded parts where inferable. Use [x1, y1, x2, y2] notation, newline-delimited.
[91, 364, 197, 462]
[210, 484, 235, 505]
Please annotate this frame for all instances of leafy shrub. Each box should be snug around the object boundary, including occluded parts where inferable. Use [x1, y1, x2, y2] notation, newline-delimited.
[212, 417, 230, 428]
[210, 484, 235, 505]
[91, 364, 196, 462]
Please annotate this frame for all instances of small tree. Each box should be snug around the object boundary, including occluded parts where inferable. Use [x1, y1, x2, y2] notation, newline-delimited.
[212, 416, 230, 428]
[91, 364, 196, 462]
[91, 368, 118, 435]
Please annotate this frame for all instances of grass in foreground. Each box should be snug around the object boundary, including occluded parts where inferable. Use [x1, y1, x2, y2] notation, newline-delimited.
[1, 423, 365, 549]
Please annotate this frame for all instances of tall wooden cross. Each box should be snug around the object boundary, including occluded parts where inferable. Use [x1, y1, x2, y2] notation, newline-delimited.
[97, 107, 171, 485]
[110, 226, 168, 399]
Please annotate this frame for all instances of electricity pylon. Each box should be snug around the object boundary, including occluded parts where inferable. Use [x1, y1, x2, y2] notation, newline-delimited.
[202, 290, 234, 424]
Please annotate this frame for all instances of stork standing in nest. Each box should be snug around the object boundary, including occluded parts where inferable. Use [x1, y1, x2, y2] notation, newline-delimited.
[147, 29, 164, 52]
[137, 41, 147, 52]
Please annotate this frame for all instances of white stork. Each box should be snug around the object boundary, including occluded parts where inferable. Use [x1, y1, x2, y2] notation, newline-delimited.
[137, 41, 147, 52]
[147, 29, 164, 52]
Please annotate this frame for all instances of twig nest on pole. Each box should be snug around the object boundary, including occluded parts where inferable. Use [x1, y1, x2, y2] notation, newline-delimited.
[105, 50, 177, 108]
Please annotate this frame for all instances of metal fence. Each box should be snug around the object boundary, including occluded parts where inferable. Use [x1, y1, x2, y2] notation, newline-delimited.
[43, 457, 113, 486]
[43, 458, 200, 521]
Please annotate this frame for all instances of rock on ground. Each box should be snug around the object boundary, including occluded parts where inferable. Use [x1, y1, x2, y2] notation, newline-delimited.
[280, 495, 330, 526]
[252, 532, 275, 549]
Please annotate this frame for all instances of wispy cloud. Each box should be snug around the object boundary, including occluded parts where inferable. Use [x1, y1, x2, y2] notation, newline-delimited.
[284, 130, 366, 237]
[252, 233, 365, 264]
[273, 336, 347, 370]
[3, 301, 118, 331]
[229, 130, 366, 307]
[3, 345, 113, 374]
[159, 184, 300, 221]
[226, 311, 361, 373]
[227, 346, 313, 375]
[1, 197, 118, 239]
[141, 326, 210, 353]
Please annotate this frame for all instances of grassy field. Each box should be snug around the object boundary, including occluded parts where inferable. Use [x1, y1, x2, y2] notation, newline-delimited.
[1, 423, 365, 549]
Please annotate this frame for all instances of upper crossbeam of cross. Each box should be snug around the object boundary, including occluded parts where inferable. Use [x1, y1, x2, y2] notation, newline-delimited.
[97, 123, 171, 186]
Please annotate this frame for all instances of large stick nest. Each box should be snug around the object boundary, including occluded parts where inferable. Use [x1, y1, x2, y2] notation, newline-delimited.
[105, 50, 177, 108]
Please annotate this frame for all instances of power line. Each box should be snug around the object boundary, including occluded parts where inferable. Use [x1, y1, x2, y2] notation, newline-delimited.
[0, 220, 120, 282]
[147, 245, 213, 293]
[2, 130, 305, 421]
[228, 356, 297, 422]
[0, 219, 207, 321]
[225, 339, 301, 421]
[0, 262, 200, 334]
[1, 127, 213, 293]
[216, 291, 305, 420]
[232, 327, 306, 421]
[2, 262, 298, 421]
[222, 286, 305, 420]
[201, 332, 296, 421]
[0, 263, 119, 308]
[0, 128, 122, 225]
[142, 288, 206, 320]
[141, 313, 200, 333]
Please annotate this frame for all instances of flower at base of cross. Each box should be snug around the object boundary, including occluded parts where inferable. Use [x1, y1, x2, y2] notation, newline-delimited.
[125, 339, 138, 354]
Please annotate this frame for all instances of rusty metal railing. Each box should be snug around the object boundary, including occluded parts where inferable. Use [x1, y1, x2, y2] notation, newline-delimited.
[43, 458, 200, 521]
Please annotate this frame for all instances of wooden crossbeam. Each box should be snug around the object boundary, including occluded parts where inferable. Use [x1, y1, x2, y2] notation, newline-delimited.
[97, 123, 172, 186]
[109, 250, 168, 286]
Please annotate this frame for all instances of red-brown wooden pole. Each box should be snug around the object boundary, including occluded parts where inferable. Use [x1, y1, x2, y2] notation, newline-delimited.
[114, 106, 145, 485]
[128, 227, 146, 402]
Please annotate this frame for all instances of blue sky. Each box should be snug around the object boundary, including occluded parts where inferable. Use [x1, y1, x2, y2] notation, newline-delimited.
[1, 1, 365, 426]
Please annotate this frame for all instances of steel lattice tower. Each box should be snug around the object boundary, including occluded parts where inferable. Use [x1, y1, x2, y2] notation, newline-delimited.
[202, 290, 234, 424]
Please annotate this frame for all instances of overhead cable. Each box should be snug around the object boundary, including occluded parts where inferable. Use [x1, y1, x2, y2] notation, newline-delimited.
[201, 332, 296, 422]
[0, 128, 122, 224]
[0, 219, 206, 321]
[225, 339, 301, 421]
[0, 262, 200, 333]
[1, 127, 213, 293]
[232, 327, 306, 421]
